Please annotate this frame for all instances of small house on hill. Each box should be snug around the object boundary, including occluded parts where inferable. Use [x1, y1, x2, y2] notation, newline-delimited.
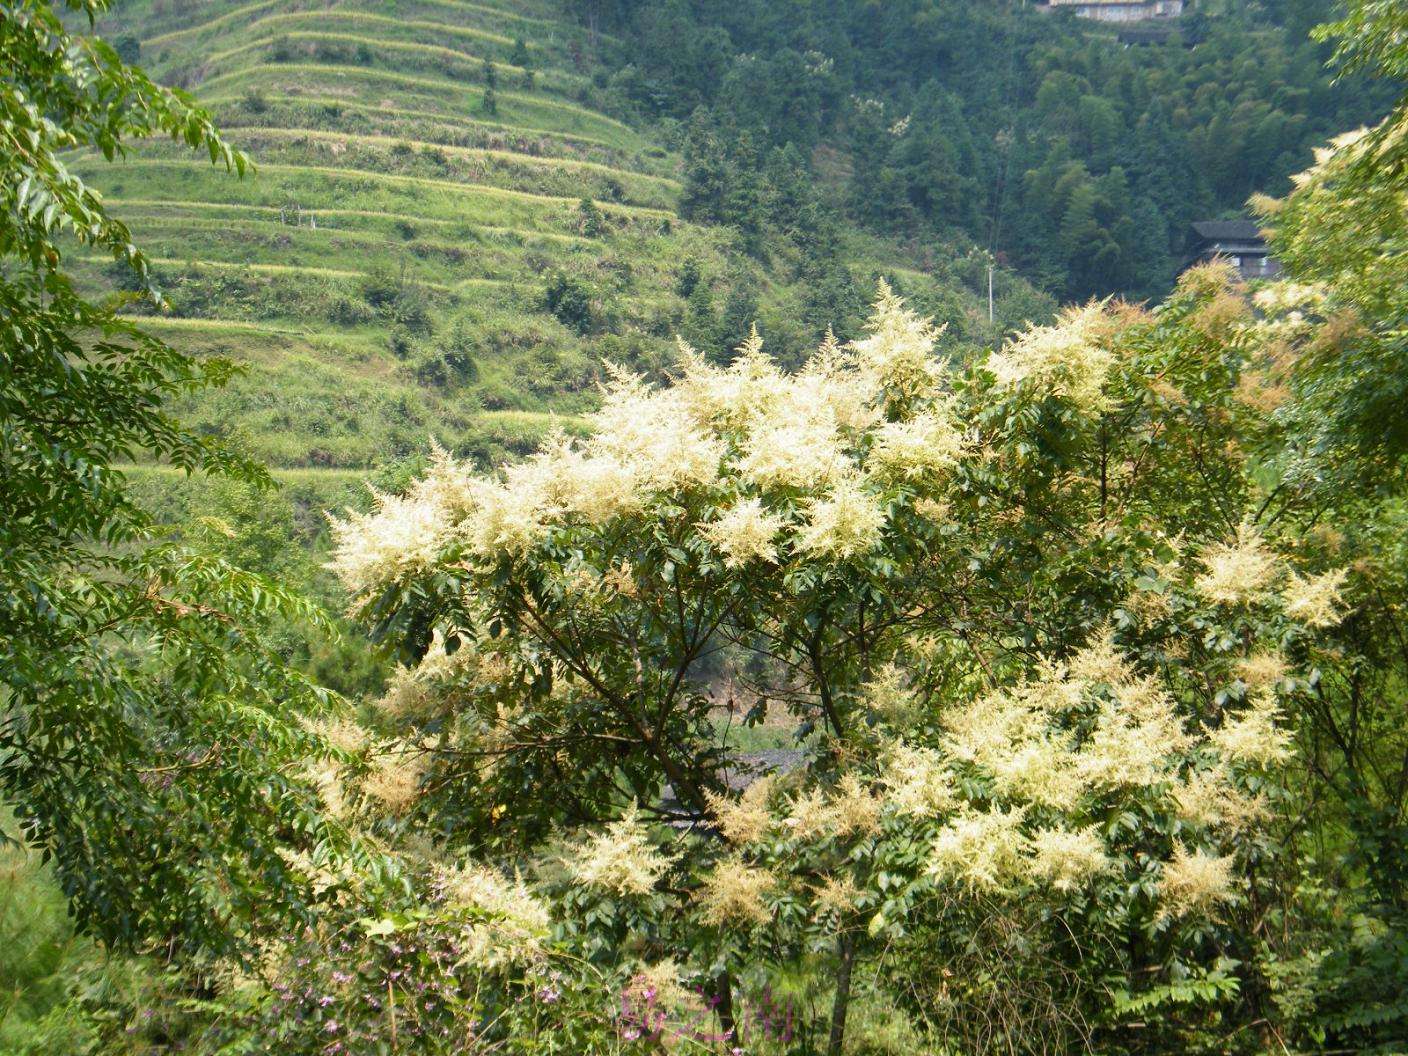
[1186, 220, 1281, 280]
[1043, 0, 1185, 22]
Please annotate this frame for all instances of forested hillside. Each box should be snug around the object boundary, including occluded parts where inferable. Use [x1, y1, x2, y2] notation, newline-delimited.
[573, 0, 1392, 300]
[75, 0, 1047, 471]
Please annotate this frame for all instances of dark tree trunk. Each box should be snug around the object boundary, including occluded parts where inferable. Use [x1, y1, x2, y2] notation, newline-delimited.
[827, 930, 856, 1056]
[715, 968, 738, 1044]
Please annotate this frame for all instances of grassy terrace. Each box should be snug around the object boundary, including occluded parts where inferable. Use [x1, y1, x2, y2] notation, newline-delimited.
[199, 96, 651, 169]
[101, 199, 594, 245]
[196, 63, 645, 146]
[78, 140, 677, 212]
[77, 0, 631, 467]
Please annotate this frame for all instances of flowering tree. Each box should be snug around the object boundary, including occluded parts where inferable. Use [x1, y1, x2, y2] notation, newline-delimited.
[331, 274, 1345, 1052]
[1234, 4, 1408, 1043]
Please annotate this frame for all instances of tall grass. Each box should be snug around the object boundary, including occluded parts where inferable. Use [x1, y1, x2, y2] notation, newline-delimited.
[0, 833, 97, 1052]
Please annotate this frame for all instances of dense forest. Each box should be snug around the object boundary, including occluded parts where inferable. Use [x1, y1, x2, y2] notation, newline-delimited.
[5, 0, 1408, 1054]
[570, 0, 1392, 300]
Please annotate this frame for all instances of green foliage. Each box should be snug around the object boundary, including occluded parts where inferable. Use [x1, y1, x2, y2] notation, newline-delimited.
[543, 269, 596, 333]
[577, 195, 609, 237]
[9, 3, 1408, 1054]
[0, 0, 343, 956]
[0, 836, 98, 1053]
[203, 877, 624, 1055]
[589, 0, 1389, 300]
[1224, 7, 1408, 1049]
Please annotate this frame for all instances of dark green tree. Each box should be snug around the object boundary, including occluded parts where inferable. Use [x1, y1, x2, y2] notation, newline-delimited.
[679, 111, 729, 224]
[576, 195, 608, 237]
[543, 271, 594, 333]
[680, 278, 721, 352]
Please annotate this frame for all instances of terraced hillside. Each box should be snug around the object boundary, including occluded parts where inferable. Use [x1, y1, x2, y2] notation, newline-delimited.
[79, 0, 1043, 470]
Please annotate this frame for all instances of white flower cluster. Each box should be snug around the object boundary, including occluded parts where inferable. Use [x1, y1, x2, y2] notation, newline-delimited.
[1191, 523, 1349, 628]
[330, 287, 971, 584]
[876, 630, 1295, 903]
[438, 863, 551, 966]
[986, 302, 1117, 411]
[566, 804, 676, 896]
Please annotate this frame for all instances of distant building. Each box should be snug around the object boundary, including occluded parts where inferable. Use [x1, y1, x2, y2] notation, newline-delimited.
[1044, 0, 1185, 22]
[1186, 220, 1281, 280]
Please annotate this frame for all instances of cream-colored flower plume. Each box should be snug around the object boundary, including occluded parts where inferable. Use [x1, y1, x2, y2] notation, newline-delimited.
[699, 857, 776, 926]
[705, 776, 775, 846]
[986, 302, 1115, 411]
[1194, 524, 1280, 606]
[1028, 826, 1110, 891]
[699, 498, 787, 567]
[928, 806, 1029, 893]
[795, 475, 887, 559]
[567, 804, 676, 896]
[1211, 691, 1293, 766]
[1283, 568, 1348, 628]
[1158, 844, 1236, 918]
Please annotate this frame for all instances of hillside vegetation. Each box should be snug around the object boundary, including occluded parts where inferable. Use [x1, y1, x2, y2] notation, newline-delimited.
[575, 0, 1392, 301]
[78, 0, 1047, 470]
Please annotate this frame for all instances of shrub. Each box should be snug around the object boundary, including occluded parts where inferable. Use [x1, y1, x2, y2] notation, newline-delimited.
[577, 196, 608, 238]
[327, 295, 375, 327]
[114, 34, 140, 64]
[676, 257, 704, 298]
[542, 271, 594, 333]
[388, 326, 417, 359]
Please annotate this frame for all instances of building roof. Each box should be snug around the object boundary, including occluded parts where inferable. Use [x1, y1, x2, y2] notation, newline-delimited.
[1191, 219, 1265, 243]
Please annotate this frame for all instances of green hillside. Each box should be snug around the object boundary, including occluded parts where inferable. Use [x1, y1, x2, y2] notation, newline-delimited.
[78, 0, 1047, 471]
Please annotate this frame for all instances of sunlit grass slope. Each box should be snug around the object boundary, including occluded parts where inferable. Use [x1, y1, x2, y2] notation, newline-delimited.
[83, 0, 1038, 470]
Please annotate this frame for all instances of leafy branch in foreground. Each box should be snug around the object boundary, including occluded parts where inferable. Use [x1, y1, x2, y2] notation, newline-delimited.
[1, 0, 342, 957]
